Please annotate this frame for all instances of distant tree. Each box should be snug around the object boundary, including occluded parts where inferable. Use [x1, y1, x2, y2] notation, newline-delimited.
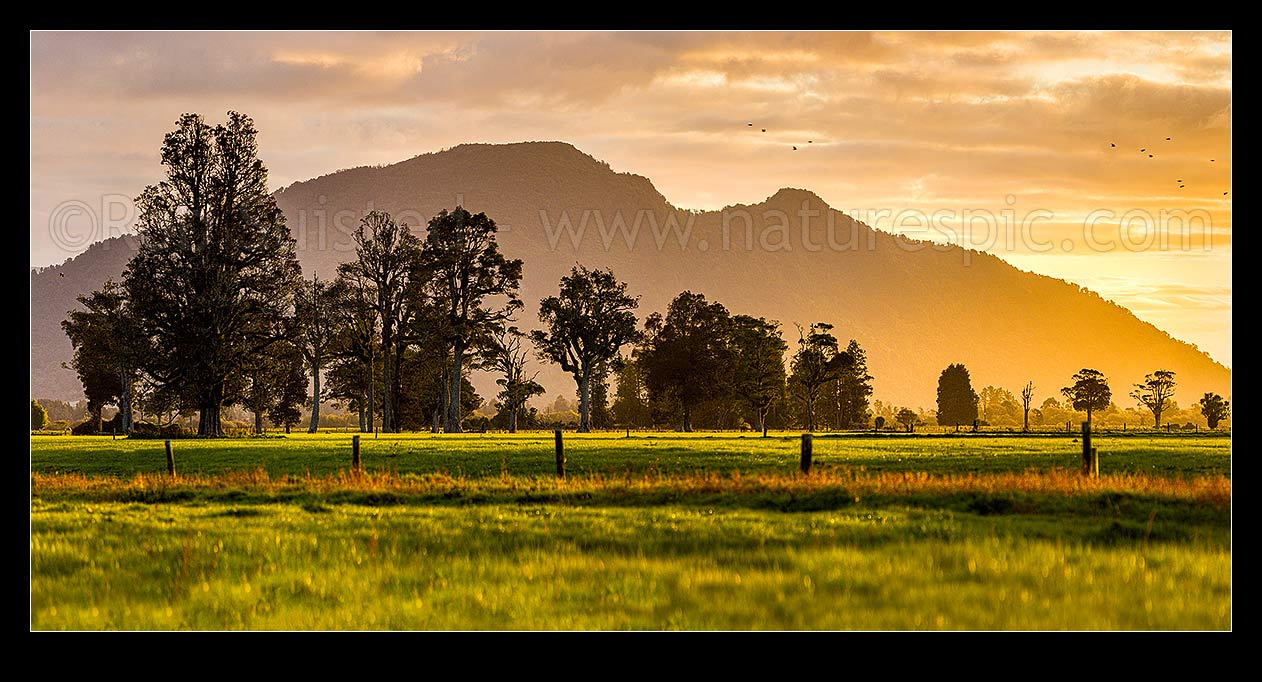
[484, 326, 543, 433]
[124, 112, 302, 436]
[530, 266, 640, 432]
[61, 281, 145, 433]
[874, 415, 886, 431]
[32, 400, 48, 431]
[241, 334, 306, 435]
[788, 322, 845, 432]
[421, 207, 523, 432]
[895, 407, 917, 432]
[1131, 370, 1177, 429]
[611, 357, 652, 428]
[266, 340, 309, 434]
[1198, 392, 1230, 429]
[586, 374, 613, 429]
[1061, 368, 1111, 426]
[729, 315, 788, 435]
[1020, 381, 1034, 432]
[936, 364, 979, 428]
[638, 292, 734, 432]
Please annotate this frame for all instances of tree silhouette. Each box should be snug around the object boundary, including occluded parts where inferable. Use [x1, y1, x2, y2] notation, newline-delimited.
[611, 357, 652, 428]
[530, 266, 640, 432]
[340, 211, 422, 433]
[1020, 381, 1034, 433]
[123, 112, 302, 436]
[1198, 392, 1230, 429]
[1061, 368, 1111, 426]
[61, 280, 145, 433]
[638, 291, 733, 432]
[895, 407, 917, 432]
[32, 400, 48, 431]
[324, 271, 380, 432]
[295, 276, 335, 433]
[484, 326, 542, 433]
[831, 340, 874, 429]
[936, 363, 979, 428]
[729, 315, 788, 436]
[421, 207, 523, 433]
[1131, 370, 1177, 429]
[789, 322, 845, 432]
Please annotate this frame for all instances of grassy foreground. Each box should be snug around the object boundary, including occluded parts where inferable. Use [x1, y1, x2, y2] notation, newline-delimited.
[30, 432, 1231, 630]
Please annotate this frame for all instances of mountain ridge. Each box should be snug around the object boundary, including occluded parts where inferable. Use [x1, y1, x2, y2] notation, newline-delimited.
[31, 140, 1230, 411]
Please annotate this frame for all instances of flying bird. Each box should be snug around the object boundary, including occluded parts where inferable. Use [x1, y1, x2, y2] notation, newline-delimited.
[792, 146, 797, 150]
[761, 129, 766, 132]
[1224, 191, 1229, 195]
[58, 273, 64, 277]
[1149, 154, 1154, 158]
[1179, 185, 1185, 189]
[1140, 148, 1146, 152]
[1211, 159, 1215, 162]
[1166, 137, 1172, 140]
[748, 123, 753, 126]
[808, 140, 812, 143]
[1110, 143, 1116, 147]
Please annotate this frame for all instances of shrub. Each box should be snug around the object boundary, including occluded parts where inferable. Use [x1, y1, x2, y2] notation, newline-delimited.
[31, 400, 48, 430]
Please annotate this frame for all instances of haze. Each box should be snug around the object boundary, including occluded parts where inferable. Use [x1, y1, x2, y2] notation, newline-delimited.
[29, 30, 1231, 366]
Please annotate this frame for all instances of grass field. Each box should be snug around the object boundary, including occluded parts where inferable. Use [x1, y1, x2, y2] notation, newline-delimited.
[30, 431, 1232, 630]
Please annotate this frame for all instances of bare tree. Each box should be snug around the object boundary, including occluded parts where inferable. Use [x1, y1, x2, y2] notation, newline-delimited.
[1020, 381, 1034, 433]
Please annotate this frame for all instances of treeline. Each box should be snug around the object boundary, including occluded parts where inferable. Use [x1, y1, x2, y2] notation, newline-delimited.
[50, 112, 1230, 436]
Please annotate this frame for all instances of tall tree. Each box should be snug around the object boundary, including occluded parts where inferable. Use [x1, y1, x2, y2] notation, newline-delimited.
[1131, 370, 1177, 429]
[637, 291, 734, 432]
[1198, 392, 1230, 429]
[1020, 381, 1035, 433]
[61, 280, 145, 433]
[789, 322, 844, 432]
[124, 112, 302, 436]
[1061, 368, 1111, 426]
[421, 207, 523, 433]
[341, 211, 422, 433]
[530, 266, 640, 432]
[834, 339, 874, 429]
[729, 315, 787, 435]
[936, 363, 979, 428]
[295, 276, 335, 433]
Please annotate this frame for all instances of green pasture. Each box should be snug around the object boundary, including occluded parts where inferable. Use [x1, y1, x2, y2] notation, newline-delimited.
[29, 431, 1232, 631]
[29, 431, 1233, 479]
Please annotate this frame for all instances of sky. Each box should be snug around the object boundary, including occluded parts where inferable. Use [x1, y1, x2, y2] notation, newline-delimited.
[29, 30, 1231, 367]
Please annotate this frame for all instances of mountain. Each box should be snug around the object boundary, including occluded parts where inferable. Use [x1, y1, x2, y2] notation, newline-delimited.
[31, 141, 1231, 411]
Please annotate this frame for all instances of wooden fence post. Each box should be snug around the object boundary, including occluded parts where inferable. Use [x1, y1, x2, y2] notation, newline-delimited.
[800, 433, 813, 474]
[352, 435, 361, 472]
[1081, 422, 1094, 477]
[165, 440, 175, 476]
[555, 429, 565, 478]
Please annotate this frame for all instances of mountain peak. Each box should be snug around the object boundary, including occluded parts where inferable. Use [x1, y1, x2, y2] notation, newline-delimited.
[766, 187, 826, 205]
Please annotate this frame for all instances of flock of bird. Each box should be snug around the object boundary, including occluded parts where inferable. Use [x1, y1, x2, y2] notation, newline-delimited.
[744, 123, 1227, 197]
[749, 122, 811, 151]
[1109, 137, 1228, 196]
